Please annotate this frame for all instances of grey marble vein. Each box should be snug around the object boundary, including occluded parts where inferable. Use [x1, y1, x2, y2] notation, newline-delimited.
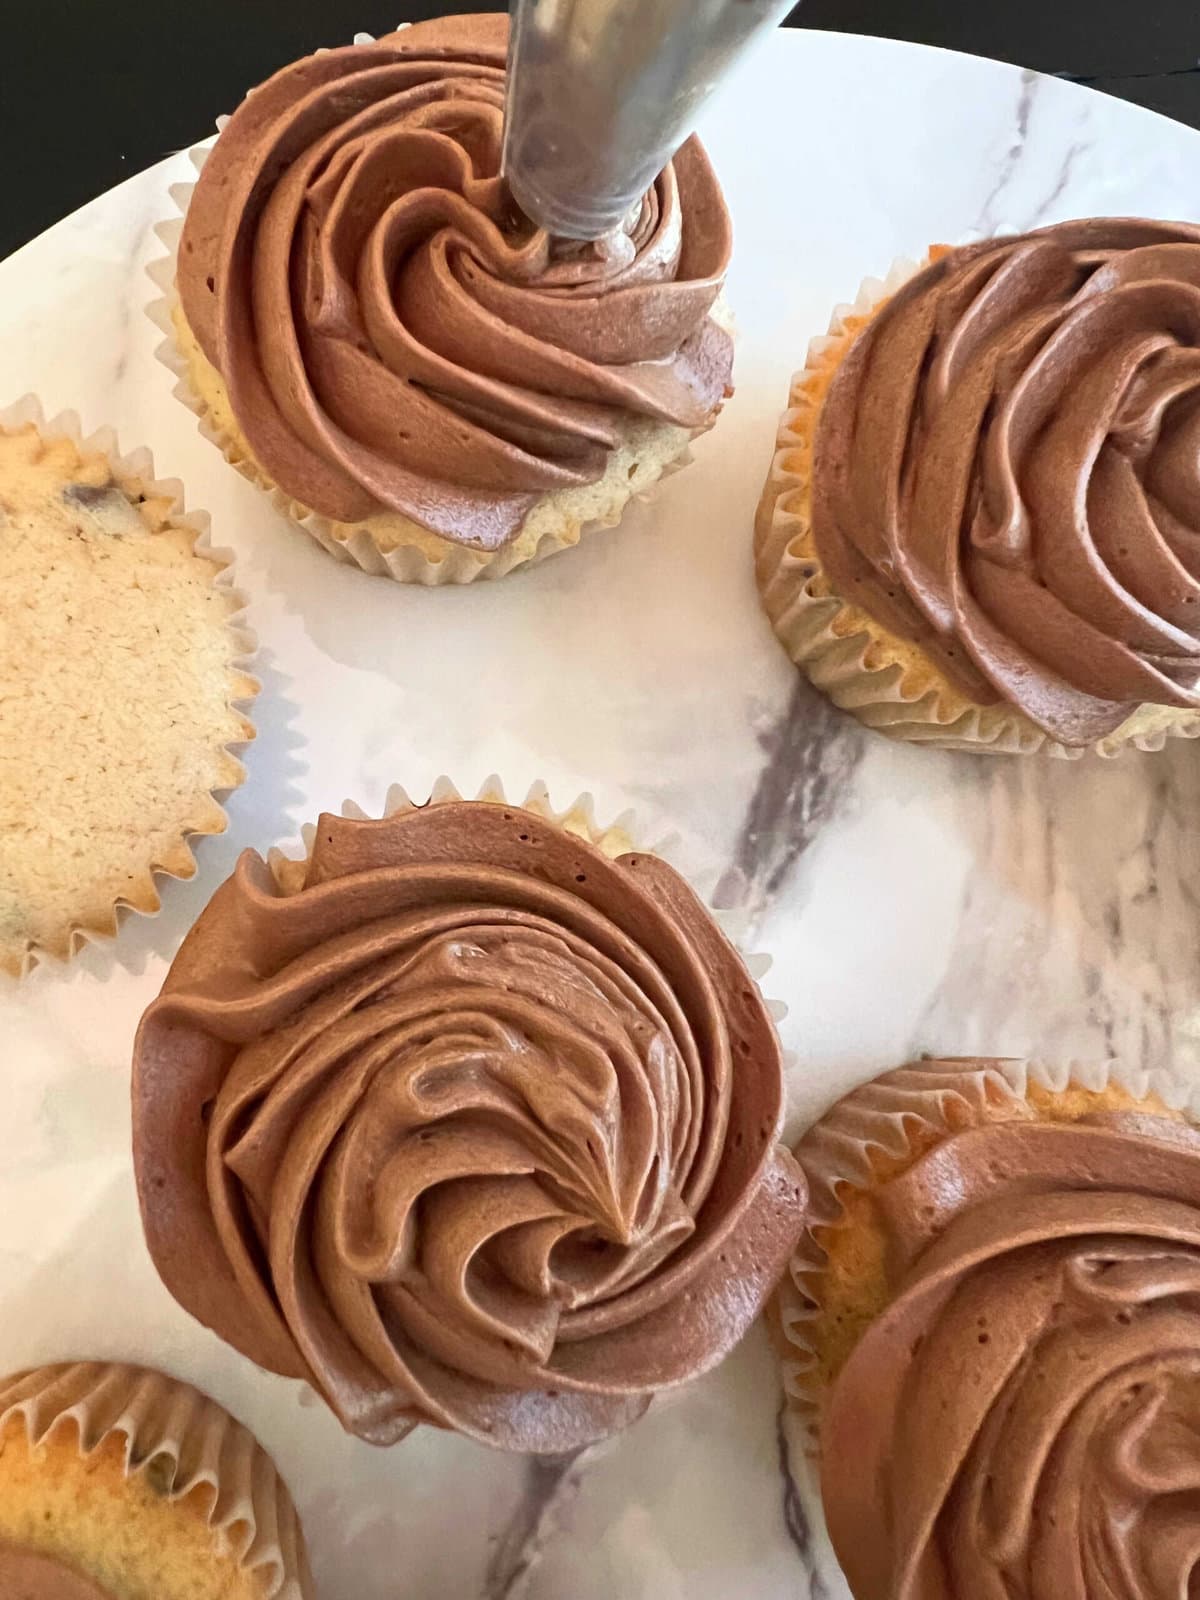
[482, 1448, 590, 1600]
[971, 67, 1040, 236]
[906, 747, 1200, 1076]
[723, 679, 864, 931]
[775, 1400, 830, 1599]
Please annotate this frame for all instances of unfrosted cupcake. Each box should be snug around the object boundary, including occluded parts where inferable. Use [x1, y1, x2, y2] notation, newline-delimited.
[160, 13, 734, 585]
[756, 220, 1200, 755]
[776, 1056, 1200, 1599]
[0, 403, 256, 975]
[132, 784, 805, 1452]
[0, 1360, 311, 1597]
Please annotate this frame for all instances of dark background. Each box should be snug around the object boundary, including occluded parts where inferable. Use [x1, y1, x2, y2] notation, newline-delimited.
[3, 1, 1198, 260]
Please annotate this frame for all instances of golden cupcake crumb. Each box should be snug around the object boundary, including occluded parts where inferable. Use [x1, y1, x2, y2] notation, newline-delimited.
[0, 421, 255, 973]
[0, 1418, 266, 1598]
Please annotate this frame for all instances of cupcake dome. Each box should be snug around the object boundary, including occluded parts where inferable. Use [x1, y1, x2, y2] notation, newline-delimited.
[170, 13, 734, 581]
[757, 220, 1200, 753]
[132, 795, 805, 1451]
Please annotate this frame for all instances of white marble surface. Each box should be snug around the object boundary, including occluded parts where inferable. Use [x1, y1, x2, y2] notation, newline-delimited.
[2, 27, 1200, 1600]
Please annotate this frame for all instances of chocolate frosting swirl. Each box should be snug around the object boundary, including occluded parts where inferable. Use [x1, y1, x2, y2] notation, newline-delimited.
[813, 219, 1200, 744]
[0, 1547, 116, 1600]
[132, 803, 804, 1452]
[821, 1112, 1200, 1600]
[176, 13, 733, 550]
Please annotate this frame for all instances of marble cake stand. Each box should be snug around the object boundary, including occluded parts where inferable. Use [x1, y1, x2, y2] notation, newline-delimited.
[1, 27, 1198, 1600]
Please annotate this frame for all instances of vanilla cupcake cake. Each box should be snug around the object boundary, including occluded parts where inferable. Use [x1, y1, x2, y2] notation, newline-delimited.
[777, 1057, 1200, 1599]
[163, 13, 735, 584]
[0, 409, 255, 975]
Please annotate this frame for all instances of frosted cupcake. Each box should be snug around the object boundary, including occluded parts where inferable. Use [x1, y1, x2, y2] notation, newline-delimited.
[0, 1360, 311, 1597]
[756, 220, 1200, 754]
[776, 1056, 1200, 1599]
[163, 13, 734, 584]
[132, 785, 805, 1452]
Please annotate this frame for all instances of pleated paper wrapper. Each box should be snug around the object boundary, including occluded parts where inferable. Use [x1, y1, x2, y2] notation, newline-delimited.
[754, 260, 1200, 758]
[0, 394, 257, 977]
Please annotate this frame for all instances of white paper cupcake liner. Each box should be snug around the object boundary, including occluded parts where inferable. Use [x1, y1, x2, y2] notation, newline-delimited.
[776, 1055, 1200, 1451]
[754, 259, 1200, 759]
[146, 142, 698, 587]
[0, 1360, 312, 1597]
[0, 395, 258, 978]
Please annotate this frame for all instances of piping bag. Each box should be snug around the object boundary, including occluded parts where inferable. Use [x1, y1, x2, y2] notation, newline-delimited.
[502, 0, 798, 241]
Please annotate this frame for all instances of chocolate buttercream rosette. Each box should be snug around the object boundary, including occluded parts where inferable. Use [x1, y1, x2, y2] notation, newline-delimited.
[0, 395, 257, 977]
[774, 1056, 1200, 1600]
[756, 220, 1200, 756]
[0, 1360, 312, 1598]
[132, 779, 805, 1453]
[147, 14, 735, 586]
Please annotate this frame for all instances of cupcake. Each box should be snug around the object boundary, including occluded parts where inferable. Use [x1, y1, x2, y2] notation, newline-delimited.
[132, 783, 805, 1452]
[156, 13, 734, 585]
[756, 220, 1200, 755]
[775, 1056, 1200, 1598]
[0, 1360, 311, 1597]
[0, 401, 256, 976]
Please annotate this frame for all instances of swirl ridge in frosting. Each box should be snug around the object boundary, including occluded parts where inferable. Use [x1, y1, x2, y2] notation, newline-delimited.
[176, 14, 734, 551]
[819, 1105, 1200, 1600]
[812, 219, 1200, 744]
[132, 802, 805, 1451]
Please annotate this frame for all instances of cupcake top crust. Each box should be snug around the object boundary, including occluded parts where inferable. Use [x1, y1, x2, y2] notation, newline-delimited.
[812, 219, 1200, 744]
[176, 13, 733, 550]
[817, 1098, 1200, 1600]
[0, 419, 254, 975]
[132, 802, 804, 1452]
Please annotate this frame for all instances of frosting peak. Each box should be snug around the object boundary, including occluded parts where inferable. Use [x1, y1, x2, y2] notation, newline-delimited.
[132, 802, 804, 1451]
[821, 1112, 1200, 1600]
[813, 219, 1200, 744]
[177, 14, 733, 550]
